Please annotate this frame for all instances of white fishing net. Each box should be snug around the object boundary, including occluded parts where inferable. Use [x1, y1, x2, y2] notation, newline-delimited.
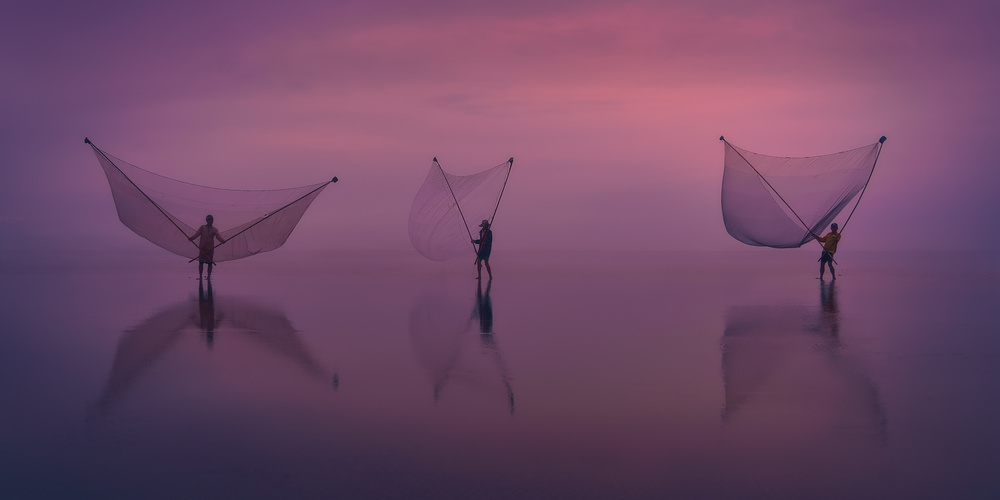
[87, 139, 335, 262]
[721, 137, 884, 248]
[408, 158, 512, 261]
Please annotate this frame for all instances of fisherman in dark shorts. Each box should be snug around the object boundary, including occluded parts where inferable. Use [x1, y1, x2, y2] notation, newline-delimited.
[814, 223, 840, 281]
[188, 215, 226, 280]
[473, 219, 493, 280]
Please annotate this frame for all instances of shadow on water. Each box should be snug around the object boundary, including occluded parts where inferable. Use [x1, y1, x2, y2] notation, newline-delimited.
[721, 281, 888, 445]
[95, 280, 336, 416]
[408, 278, 515, 415]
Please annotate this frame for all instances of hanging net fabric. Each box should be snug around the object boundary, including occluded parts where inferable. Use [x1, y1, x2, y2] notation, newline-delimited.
[720, 137, 885, 248]
[86, 138, 336, 262]
[408, 157, 513, 261]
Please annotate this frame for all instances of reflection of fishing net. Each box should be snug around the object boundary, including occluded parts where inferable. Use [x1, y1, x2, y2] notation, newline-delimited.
[97, 291, 329, 415]
[408, 283, 514, 413]
[721, 138, 884, 248]
[408, 290, 474, 389]
[408, 158, 512, 261]
[720, 305, 888, 442]
[86, 139, 336, 262]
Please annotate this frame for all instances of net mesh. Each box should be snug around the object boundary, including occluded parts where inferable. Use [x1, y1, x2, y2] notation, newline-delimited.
[408, 159, 511, 261]
[721, 139, 882, 248]
[88, 140, 333, 262]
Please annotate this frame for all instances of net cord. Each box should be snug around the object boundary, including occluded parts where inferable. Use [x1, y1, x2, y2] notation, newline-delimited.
[721, 138, 832, 256]
[87, 139, 202, 254]
[839, 139, 884, 233]
[433, 158, 479, 257]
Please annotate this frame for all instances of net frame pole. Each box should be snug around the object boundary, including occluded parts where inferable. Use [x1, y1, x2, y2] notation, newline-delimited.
[86, 138, 203, 254]
[721, 137, 833, 257]
[487, 157, 514, 227]
[477, 157, 513, 265]
[433, 158, 479, 257]
[840, 136, 885, 233]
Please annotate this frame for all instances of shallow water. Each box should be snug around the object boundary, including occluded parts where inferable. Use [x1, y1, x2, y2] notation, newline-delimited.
[1, 250, 997, 499]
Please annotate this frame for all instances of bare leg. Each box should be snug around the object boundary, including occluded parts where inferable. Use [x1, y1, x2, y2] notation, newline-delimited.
[207, 262, 214, 280]
[819, 261, 825, 280]
[198, 261, 204, 279]
[484, 259, 492, 279]
[476, 260, 482, 280]
[828, 262, 835, 280]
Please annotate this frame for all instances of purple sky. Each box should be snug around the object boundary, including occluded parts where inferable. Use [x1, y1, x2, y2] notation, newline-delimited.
[2, 0, 998, 255]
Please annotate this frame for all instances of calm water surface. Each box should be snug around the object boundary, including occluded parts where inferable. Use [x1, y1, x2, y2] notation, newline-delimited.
[1, 250, 997, 499]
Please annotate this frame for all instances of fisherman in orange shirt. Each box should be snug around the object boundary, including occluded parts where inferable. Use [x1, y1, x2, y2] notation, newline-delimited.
[814, 223, 840, 281]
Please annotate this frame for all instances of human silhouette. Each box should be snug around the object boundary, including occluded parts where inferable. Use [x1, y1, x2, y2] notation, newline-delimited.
[472, 220, 493, 280]
[188, 214, 226, 280]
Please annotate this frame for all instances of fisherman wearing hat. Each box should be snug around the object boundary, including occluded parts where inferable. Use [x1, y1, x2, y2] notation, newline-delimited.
[814, 222, 840, 281]
[472, 219, 493, 280]
[188, 214, 226, 280]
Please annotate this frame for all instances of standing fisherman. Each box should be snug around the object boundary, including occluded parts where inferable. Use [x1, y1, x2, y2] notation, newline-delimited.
[189, 215, 226, 280]
[814, 223, 840, 280]
[473, 219, 493, 280]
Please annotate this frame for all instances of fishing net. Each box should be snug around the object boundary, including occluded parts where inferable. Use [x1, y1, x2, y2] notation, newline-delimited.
[408, 157, 512, 261]
[87, 139, 336, 262]
[721, 137, 884, 248]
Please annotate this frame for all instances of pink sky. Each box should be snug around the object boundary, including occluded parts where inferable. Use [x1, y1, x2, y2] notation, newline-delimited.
[2, 0, 997, 255]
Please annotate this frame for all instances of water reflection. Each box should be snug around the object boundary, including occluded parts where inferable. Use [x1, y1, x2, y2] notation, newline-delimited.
[409, 279, 515, 414]
[96, 281, 335, 415]
[721, 282, 887, 443]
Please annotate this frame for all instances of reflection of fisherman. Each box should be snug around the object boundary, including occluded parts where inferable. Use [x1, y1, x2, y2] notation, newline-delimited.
[819, 281, 840, 343]
[197, 280, 220, 347]
[474, 279, 493, 334]
[471, 279, 513, 414]
[813, 222, 840, 280]
[472, 219, 493, 280]
[188, 215, 226, 280]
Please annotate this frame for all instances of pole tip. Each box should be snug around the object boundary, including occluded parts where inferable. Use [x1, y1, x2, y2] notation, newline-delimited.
[433, 157, 438, 162]
[879, 136, 886, 143]
[719, 135, 725, 141]
[84, 137, 91, 144]
[332, 177, 338, 183]
[508, 157, 514, 163]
